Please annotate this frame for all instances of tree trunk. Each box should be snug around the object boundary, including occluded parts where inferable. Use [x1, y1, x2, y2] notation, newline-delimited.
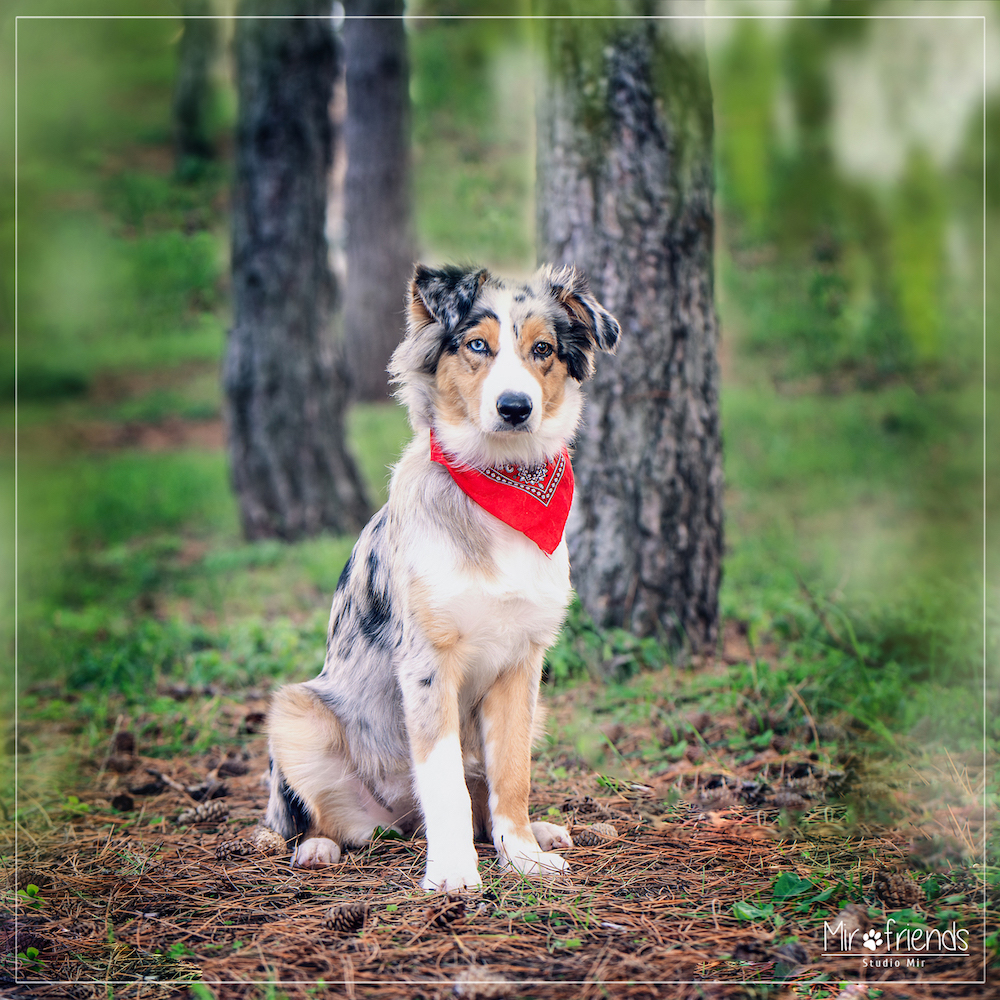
[341, 0, 415, 401]
[226, 1, 371, 540]
[173, 0, 217, 168]
[536, 6, 724, 654]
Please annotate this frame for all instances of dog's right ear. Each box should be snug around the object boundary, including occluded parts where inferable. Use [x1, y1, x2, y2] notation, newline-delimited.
[391, 265, 491, 397]
[408, 264, 490, 337]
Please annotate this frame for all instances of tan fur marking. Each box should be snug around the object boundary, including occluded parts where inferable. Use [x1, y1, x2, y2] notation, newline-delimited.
[408, 280, 434, 331]
[433, 317, 500, 431]
[518, 315, 568, 417]
[268, 684, 345, 759]
[405, 589, 468, 765]
[432, 352, 473, 426]
[557, 289, 592, 327]
[460, 712, 485, 776]
[479, 656, 540, 840]
[409, 579, 461, 652]
[409, 699, 461, 765]
[467, 776, 492, 842]
[469, 316, 501, 352]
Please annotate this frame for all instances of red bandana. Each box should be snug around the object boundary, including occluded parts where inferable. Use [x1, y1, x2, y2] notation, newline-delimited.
[429, 429, 574, 555]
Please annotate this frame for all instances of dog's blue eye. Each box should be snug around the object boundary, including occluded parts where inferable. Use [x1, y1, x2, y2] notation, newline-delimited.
[467, 338, 488, 353]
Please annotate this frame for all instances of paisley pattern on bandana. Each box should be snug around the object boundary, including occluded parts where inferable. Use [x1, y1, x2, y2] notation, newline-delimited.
[481, 453, 567, 505]
[429, 430, 574, 555]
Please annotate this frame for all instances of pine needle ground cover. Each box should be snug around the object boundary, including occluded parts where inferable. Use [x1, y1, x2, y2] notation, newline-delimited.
[4, 661, 995, 999]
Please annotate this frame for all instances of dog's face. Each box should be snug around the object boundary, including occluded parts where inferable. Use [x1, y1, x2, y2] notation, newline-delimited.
[390, 264, 620, 466]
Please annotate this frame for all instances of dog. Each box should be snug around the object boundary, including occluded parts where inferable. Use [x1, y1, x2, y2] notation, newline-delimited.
[264, 263, 620, 891]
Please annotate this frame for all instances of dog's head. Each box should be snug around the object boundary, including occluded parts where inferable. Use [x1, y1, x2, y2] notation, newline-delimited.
[389, 263, 620, 467]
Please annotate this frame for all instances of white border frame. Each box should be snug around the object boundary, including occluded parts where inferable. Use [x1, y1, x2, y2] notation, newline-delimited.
[9, 6, 991, 991]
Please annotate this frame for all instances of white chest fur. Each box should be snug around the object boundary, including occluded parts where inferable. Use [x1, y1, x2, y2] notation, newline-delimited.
[407, 513, 572, 674]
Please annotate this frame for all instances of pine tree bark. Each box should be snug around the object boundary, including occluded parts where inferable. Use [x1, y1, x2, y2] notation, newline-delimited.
[173, 0, 217, 167]
[341, 0, 415, 400]
[536, 7, 723, 653]
[226, 2, 371, 540]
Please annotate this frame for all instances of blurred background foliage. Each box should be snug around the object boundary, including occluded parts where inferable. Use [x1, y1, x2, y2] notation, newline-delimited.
[0, 0, 996, 790]
[710, 11, 989, 384]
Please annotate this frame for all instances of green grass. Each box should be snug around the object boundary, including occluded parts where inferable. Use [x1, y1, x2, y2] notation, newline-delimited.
[346, 401, 412, 506]
[11, 188, 228, 400]
[409, 14, 536, 271]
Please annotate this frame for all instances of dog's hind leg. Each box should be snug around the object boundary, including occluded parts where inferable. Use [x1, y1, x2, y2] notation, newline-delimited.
[264, 756, 311, 842]
[264, 757, 342, 866]
[267, 683, 393, 868]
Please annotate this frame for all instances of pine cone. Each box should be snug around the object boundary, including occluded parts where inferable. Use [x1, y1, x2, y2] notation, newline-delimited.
[732, 940, 771, 963]
[827, 903, 870, 939]
[325, 902, 367, 933]
[177, 799, 229, 825]
[771, 791, 809, 811]
[573, 822, 617, 846]
[106, 753, 136, 773]
[453, 966, 513, 998]
[426, 895, 466, 927]
[217, 753, 250, 777]
[249, 826, 287, 856]
[874, 870, 924, 908]
[215, 838, 255, 862]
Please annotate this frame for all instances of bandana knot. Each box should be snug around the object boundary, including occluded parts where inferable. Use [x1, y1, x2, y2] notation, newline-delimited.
[429, 429, 574, 555]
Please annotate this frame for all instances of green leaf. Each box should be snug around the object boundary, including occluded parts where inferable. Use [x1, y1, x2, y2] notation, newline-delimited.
[771, 872, 816, 901]
[733, 901, 775, 921]
[17, 885, 44, 910]
[795, 884, 838, 911]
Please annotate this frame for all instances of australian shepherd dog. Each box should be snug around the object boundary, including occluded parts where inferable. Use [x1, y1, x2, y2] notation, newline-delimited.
[264, 263, 620, 892]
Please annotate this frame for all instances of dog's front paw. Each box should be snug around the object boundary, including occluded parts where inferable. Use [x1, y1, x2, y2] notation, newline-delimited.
[530, 821, 573, 851]
[292, 837, 342, 868]
[499, 836, 570, 877]
[421, 848, 482, 893]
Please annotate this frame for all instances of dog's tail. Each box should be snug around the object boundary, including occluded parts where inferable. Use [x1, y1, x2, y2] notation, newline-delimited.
[264, 753, 312, 845]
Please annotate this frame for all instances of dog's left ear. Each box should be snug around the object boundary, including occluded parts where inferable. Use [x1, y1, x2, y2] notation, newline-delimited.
[543, 264, 621, 354]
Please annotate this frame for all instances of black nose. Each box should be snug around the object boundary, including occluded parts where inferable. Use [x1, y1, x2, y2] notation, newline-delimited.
[496, 391, 532, 426]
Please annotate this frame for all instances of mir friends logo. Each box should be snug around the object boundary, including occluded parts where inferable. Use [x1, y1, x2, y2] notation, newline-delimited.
[824, 915, 970, 969]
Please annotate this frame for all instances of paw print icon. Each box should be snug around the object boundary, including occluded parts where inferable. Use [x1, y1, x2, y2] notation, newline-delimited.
[862, 930, 884, 952]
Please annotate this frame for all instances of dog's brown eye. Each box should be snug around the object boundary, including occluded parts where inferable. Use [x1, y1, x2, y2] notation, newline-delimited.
[532, 341, 554, 359]
[467, 338, 488, 354]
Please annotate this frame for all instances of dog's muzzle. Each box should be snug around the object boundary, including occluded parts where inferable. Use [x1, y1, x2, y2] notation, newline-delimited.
[496, 391, 533, 427]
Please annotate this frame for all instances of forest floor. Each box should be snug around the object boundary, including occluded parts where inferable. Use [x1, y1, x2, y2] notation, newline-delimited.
[3, 656, 995, 1000]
